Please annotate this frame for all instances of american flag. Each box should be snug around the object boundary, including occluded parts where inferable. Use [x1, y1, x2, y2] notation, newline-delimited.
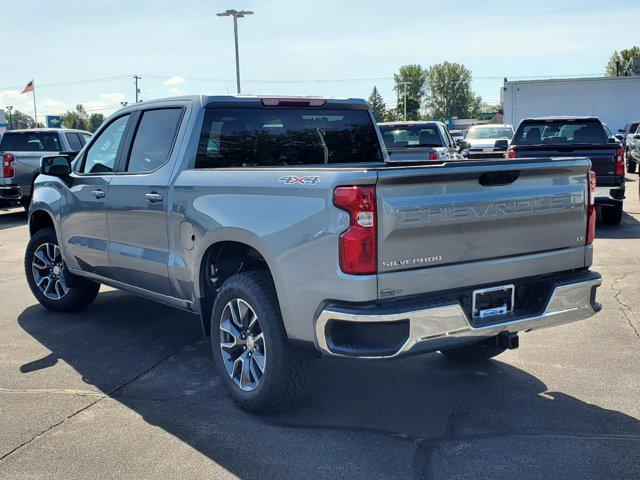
[21, 80, 34, 94]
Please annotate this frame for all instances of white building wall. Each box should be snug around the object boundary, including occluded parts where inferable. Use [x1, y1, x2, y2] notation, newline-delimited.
[502, 76, 640, 132]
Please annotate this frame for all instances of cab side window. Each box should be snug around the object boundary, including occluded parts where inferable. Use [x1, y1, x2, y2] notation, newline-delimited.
[126, 109, 182, 173]
[65, 133, 83, 151]
[81, 115, 130, 174]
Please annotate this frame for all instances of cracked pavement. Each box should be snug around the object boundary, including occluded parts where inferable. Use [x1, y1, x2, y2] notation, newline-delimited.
[1, 177, 640, 479]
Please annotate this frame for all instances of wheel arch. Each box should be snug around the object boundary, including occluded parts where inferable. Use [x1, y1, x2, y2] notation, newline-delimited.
[29, 209, 56, 237]
[194, 235, 284, 337]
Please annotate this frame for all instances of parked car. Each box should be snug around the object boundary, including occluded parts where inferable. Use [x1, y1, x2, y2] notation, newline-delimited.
[25, 95, 601, 413]
[0, 128, 91, 208]
[508, 117, 625, 225]
[458, 124, 514, 159]
[449, 129, 465, 144]
[619, 121, 640, 173]
[627, 130, 640, 169]
[378, 121, 461, 162]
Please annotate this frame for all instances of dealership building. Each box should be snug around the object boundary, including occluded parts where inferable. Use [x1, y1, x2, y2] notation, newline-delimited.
[502, 75, 640, 131]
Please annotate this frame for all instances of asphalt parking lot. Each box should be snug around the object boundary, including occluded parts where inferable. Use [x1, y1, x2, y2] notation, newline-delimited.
[0, 179, 639, 480]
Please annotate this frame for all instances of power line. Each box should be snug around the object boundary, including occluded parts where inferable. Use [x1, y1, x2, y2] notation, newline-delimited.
[144, 72, 606, 84]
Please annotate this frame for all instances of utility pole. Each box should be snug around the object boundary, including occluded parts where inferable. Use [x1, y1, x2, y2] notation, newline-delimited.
[398, 81, 410, 121]
[217, 9, 254, 94]
[6, 106, 13, 130]
[133, 75, 141, 102]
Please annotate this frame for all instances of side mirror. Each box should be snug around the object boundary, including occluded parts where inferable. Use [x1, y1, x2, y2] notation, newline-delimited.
[618, 129, 625, 133]
[40, 155, 72, 177]
[608, 137, 618, 144]
[494, 139, 509, 150]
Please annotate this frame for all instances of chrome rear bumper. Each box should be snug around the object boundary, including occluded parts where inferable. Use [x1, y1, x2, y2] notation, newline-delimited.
[315, 272, 601, 359]
[0, 185, 22, 200]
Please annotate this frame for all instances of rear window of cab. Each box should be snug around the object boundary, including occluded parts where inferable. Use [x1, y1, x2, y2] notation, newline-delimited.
[195, 108, 383, 168]
[0, 132, 62, 151]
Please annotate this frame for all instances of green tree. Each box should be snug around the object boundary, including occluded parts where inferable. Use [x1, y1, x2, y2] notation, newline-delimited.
[367, 86, 387, 122]
[7, 110, 40, 129]
[61, 104, 90, 130]
[605, 46, 640, 76]
[88, 113, 105, 132]
[425, 62, 481, 119]
[393, 64, 428, 120]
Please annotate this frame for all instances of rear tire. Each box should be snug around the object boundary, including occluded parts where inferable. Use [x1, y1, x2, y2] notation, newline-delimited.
[601, 202, 623, 225]
[210, 270, 312, 413]
[440, 338, 507, 362]
[25, 228, 100, 311]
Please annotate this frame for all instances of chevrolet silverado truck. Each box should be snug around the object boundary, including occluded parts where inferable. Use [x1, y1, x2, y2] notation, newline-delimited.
[1, 128, 91, 208]
[507, 117, 625, 224]
[25, 95, 601, 413]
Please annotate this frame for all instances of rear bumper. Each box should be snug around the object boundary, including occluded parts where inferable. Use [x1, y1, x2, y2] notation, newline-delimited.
[594, 185, 624, 206]
[0, 185, 22, 200]
[315, 271, 601, 359]
[463, 150, 507, 159]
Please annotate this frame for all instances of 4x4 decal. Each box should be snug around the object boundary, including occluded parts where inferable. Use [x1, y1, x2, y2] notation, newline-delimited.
[278, 176, 321, 185]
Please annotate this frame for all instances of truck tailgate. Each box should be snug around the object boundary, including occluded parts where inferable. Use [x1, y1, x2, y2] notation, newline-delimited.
[376, 158, 590, 274]
[514, 145, 618, 185]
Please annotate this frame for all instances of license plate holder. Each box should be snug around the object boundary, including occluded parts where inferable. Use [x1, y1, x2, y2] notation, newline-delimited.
[472, 284, 515, 319]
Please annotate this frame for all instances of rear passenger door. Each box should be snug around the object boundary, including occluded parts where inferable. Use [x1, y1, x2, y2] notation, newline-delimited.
[107, 107, 184, 296]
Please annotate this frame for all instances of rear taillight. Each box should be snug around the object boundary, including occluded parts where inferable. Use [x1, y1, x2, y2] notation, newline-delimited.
[428, 151, 439, 160]
[615, 148, 625, 175]
[506, 149, 517, 158]
[333, 185, 377, 275]
[2, 154, 15, 178]
[586, 171, 596, 245]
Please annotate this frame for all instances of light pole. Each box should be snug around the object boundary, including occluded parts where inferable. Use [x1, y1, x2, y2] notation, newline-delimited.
[217, 9, 253, 94]
[5, 106, 13, 130]
[398, 82, 410, 121]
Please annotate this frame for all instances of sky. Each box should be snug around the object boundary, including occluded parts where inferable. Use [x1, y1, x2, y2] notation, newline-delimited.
[1, 0, 639, 121]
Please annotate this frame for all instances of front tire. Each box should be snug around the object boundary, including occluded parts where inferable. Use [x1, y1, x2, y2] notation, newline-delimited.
[601, 202, 623, 225]
[210, 270, 311, 413]
[25, 228, 100, 311]
[440, 338, 507, 362]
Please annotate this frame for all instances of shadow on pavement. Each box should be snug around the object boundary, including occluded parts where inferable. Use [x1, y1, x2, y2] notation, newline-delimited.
[0, 208, 27, 231]
[17, 290, 640, 479]
[596, 210, 640, 239]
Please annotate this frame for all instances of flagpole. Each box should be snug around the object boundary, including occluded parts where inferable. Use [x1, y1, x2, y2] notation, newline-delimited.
[32, 79, 37, 126]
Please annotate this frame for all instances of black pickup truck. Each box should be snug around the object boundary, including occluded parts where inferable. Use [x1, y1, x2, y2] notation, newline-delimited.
[507, 117, 625, 224]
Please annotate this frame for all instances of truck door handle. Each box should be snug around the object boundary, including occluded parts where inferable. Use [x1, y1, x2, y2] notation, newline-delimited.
[145, 192, 164, 203]
[91, 190, 106, 199]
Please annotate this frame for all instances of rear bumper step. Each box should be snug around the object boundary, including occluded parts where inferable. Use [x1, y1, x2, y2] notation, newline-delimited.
[594, 185, 624, 205]
[0, 186, 22, 200]
[315, 271, 601, 358]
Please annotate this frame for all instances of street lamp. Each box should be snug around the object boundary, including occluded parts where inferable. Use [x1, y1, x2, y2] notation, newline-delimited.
[217, 9, 253, 94]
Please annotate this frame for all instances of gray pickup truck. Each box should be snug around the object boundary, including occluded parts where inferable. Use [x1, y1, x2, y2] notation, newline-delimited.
[24, 95, 601, 413]
[1, 128, 91, 208]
